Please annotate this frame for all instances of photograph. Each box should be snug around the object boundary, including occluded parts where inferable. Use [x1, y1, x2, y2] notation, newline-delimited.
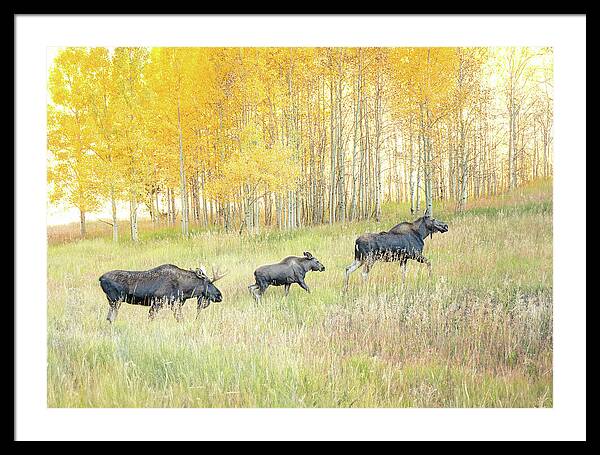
[14, 14, 586, 441]
[46, 45, 554, 408]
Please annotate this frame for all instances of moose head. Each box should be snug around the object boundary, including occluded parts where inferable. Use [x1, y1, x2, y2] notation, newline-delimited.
[303, 251, 326, 272]
[194, 265, 228, 302]
[419, 213, 449, 239]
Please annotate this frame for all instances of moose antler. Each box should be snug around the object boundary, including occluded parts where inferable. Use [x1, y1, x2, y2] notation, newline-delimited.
[211, 266, 228, 283]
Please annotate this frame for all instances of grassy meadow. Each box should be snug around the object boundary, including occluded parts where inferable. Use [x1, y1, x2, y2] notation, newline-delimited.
[47, 179, 553, 407]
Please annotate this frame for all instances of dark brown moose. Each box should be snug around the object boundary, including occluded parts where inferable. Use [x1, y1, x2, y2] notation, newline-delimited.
[99, 263, 227, 323]
[343, 214, 448, 291]
[248, 252, 326, 302]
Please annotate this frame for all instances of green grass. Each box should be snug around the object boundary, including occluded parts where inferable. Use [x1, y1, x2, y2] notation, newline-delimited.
[47, 179, 553, 407]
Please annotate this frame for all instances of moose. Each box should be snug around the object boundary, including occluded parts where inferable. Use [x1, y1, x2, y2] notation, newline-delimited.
[248, 252, 326, 302]
[99, 263, 227, 323]
[343, 214, 449, 291]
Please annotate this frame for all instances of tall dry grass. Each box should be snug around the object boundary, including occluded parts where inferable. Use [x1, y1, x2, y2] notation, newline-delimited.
[47, 179, 552, 407]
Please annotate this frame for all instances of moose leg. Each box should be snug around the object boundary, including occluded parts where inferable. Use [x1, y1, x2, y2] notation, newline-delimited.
[248, 283, 262, 302]
[196, 296, 212, 319]
[284, 284, 291, 297]
[257, 279, 270, 302]
[414, 254, 432, 277]
[255, 288, 264, 302]
[401, 259, 408, 282]
[362, 259, 375, 281]
[298, 279, 310, 293]
[172, 301, 184, 323]
[106, 300, 121, 323]
[249, 283, 265, 303]
[343, 259, 363, 291]
[196, 299, 206, 320]
[148, 300, 162, 321]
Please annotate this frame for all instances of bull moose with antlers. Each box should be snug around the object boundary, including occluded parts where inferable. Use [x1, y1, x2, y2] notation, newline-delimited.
[343, 214, 449, 291]
[99, 263, 228, 323]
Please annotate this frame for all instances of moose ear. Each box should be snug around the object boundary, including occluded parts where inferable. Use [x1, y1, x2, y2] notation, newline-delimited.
[195, 266, 208, 279]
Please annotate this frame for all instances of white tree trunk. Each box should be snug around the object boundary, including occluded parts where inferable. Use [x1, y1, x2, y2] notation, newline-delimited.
[110, 186, 118, 242]
[79, 209, 86, 239]
[177, 95, 189, 238]
[129, 198, 138, 242]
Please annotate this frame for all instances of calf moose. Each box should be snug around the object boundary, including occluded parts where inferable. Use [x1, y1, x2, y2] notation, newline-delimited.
[249, 252, 326, 302]
[99, 263, 227, 323]
[343, 214, 448, 291]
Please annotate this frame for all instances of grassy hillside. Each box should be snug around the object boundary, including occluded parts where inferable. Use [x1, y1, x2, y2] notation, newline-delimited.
[47, 179, 553, 407]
